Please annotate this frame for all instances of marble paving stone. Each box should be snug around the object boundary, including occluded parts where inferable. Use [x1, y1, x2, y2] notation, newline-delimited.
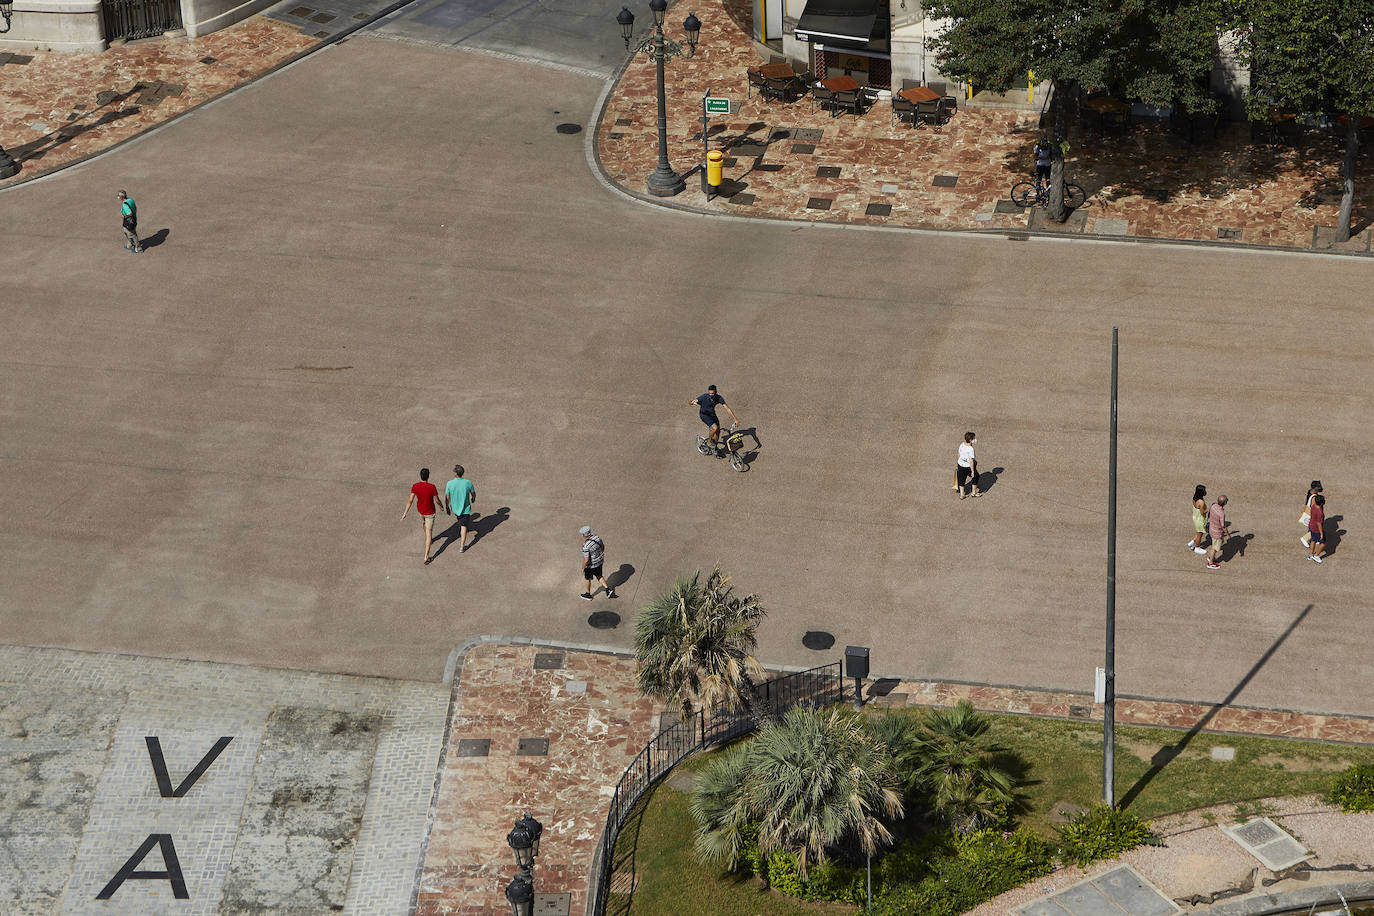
[218, 706, 381, 913]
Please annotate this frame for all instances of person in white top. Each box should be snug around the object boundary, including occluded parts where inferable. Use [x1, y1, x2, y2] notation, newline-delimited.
[956, 431, 981, 498]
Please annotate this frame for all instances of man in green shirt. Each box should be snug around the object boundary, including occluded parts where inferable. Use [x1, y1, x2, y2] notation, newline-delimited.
[117, 190, 142, 253]
[444, 464, 477, 553]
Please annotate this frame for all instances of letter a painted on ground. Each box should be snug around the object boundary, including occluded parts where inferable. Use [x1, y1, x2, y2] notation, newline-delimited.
[144, 735, 233, 797]
[96, 833, 189, 899]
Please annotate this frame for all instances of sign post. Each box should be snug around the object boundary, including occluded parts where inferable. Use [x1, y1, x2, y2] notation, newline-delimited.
[701, 91, 731, 198]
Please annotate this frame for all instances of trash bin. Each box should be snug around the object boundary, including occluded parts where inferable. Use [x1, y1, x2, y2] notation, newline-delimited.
[706, 150, 723, 188]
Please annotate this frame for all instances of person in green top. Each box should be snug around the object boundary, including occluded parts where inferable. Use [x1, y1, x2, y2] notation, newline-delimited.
[117, 190, 142, 253]
[444, 464, 477, 553]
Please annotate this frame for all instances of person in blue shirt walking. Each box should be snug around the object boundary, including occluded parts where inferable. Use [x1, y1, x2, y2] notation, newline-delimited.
[117, 190, 143, 253]
[444, 464, 477, 553]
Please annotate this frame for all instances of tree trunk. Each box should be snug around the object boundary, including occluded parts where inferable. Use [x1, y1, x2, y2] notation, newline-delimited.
[1337, 112, 1360, 243]
[1047, 80, 1073, 223]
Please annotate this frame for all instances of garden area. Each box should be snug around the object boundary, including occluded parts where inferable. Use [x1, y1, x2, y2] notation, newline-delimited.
[610, 710, 1374, 915]
[615, 567, 1374, 914]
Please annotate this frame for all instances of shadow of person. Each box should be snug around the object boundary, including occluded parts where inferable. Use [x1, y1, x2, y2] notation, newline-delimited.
[140, 228, 170, 250]
[468, 506, 511, 547]
[1321, 515, 1343, 557]
[977, 466, 1005, 493]
[428, 516, 465, 561]
[1221, 532, 1254, 561]
[734, 426, 762, 466]
[607, 563, 635, 591]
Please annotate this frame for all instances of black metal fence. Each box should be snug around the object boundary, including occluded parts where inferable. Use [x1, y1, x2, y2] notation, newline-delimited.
[102, 0, 182, 43]
[588, 662, 843, 915]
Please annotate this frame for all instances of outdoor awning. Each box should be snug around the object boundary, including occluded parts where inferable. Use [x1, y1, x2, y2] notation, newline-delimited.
[793, 0, 878, 49]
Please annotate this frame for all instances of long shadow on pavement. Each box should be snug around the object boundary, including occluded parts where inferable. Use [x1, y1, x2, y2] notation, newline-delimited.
[1117, 603, 1315, 810]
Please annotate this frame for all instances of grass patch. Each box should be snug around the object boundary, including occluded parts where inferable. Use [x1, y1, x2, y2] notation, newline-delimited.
[612, 710, 1374, 915]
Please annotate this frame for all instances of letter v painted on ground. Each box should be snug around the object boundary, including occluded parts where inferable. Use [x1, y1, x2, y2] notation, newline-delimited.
[144, 736, 234, 797]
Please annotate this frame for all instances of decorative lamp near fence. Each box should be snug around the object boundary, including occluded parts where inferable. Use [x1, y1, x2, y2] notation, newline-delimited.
[505, 874, 534, 916]
[515, 812, 543, 859]
[0, 0, 13, 32]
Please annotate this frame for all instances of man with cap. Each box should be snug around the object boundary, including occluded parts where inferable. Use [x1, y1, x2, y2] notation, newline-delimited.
[579, 525, 617, 600]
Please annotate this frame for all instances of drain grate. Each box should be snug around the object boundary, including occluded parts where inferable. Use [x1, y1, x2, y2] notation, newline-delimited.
[806, 197, 833, 210]
[534, 652, 565, 670]
[802, 631, 835, 650]
[790, 143, 815, 155]
[1222, 817, 1311, 871]
[588, 611, 620, 629]
[456, 738, 491, 757]
[865, 203, 892, 217]
[932, 174, 958, 187]
[517, 737, 550, 757]
[555, 122, 582, 134]
[816, 166, 841, 178]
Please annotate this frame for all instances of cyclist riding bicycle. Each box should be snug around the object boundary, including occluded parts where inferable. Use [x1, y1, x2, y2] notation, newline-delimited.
[689, 385, 740, 453]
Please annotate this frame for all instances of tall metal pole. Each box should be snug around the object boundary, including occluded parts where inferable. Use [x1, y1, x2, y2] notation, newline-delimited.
[646, 23, 685, 196]
[1104, 326, 1118, 807]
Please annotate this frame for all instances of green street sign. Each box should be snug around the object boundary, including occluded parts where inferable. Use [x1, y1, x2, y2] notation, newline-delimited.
[704, 97, 731, 114]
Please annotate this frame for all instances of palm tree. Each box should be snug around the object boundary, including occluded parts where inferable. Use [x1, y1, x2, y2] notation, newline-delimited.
[634, 567, 765, 719]
[691, 705, 904, 878]
[911, 700, 1015, 835]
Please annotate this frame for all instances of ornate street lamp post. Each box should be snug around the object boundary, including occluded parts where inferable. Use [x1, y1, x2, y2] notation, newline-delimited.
[503, 812, 543, 915]
[0, 0, 20, 181]
[617, 0, 701, 197]
[0, 0, 20, 179]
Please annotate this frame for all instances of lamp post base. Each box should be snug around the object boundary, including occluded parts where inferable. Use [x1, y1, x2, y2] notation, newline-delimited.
[0, 147, 20, 180]
[646, 166, 685, 197]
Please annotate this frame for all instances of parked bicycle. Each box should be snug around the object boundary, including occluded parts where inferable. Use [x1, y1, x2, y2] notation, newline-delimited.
[1010, 176, 1086, 209]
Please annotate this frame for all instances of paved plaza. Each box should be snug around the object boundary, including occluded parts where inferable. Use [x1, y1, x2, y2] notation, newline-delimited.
[2, 1, 1374, 911]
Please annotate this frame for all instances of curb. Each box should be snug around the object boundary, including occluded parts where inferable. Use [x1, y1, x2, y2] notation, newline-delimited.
[1200, 882, 1374, 914]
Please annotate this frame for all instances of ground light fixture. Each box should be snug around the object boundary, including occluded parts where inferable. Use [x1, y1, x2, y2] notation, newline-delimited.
[615, 0, 702, 196]
[505, 874, 534, 916]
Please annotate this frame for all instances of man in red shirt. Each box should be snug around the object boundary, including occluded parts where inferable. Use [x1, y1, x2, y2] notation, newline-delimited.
[401, 467, 442, 565]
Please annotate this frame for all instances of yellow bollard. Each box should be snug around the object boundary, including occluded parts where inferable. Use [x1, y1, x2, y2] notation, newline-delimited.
[966, 82, 974, 100]
[706, 150, 724, 187]
[1027, 70, 1034, 102]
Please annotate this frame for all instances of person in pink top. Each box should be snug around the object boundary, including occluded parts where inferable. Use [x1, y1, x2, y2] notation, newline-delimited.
[1307, 494, 1326, 563]
[1204, 494, 1229, 570]
[401, 467, 442, 566]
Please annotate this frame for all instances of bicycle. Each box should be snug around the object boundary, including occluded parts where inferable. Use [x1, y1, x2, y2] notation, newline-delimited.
[1010, 175, 1086, 209]
[697, 423, 747, 472]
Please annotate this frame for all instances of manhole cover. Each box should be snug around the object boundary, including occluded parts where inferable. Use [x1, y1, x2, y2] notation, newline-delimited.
[588, 611, 621, 629]
[802, 631, 835, 650]
[555, 123, 582, 134]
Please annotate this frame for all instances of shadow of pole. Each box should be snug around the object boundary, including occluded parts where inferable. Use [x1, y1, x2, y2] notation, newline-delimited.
[1117, 603, 1315, 810]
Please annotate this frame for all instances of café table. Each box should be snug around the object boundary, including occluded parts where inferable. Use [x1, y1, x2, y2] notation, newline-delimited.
[748, 62, 801, 102]
[820, 75, 862, 116]
[898, 85, 941, 104]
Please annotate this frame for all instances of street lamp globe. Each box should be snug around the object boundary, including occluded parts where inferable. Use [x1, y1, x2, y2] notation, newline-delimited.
[505, 874, 534, 916]
[507, 822, 535, 872]
[682, 12, 700, 48]
[515, 813, 543, 858]
[616, 6, 634, 45]
[649, 0, 666, 26]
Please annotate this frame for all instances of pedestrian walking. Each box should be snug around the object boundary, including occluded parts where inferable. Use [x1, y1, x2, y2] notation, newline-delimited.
[401, 468, 441, 566]
[1307, 494, 1326, 563]
[1187, 484, 1208, 554]
[1204, 494, 1230, 570]
[117, 190, 143, 253]
[1299, 480, 1322, 549]
[956, 431, 982, 498]
[444, 464, 477, 553]
[578, 525, 617, 600]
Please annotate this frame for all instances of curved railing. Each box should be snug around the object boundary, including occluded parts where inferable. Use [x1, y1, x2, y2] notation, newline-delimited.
[587, 662, 843, 915]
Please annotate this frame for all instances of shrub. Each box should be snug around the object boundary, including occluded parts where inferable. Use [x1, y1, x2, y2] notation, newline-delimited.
[870, 827, 1053, 916]
[765, 851, 805, 898]
[1055, 805, 1159, 868]
[1328, 764, 1374, 812]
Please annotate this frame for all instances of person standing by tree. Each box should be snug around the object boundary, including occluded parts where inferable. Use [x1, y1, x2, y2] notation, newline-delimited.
[401, 468, 441, 566]
[117, 190, 142, 253]
[444, 464, 476, 553]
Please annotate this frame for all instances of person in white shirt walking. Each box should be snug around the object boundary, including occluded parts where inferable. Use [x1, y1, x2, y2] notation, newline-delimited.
[956, 431, 982, 498]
